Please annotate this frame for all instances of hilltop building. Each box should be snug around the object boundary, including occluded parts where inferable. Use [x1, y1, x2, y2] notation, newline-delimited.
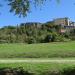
[20, 22, 42, 29]
[53, 17, 70, 26]
[53, 17, 75, 26]
[20, 17, 75, 33]
[52, 17, 75, 33]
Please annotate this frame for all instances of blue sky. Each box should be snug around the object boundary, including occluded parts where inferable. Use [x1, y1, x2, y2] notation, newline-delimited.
[0, 0, 75, 27]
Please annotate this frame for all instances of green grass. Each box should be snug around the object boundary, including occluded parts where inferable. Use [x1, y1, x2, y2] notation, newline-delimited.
[0, 41, 75, 58]
[0, 63, 75, 74]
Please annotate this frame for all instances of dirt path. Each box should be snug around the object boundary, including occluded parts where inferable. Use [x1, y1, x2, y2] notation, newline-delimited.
[0, 59, 75, 63]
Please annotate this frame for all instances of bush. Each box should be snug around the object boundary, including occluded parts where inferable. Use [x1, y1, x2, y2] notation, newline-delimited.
[44, 34, 52, 42]
[44, 32, 57, 42]
[27, 37, 36, 44]
[63, 67, 75, 75]
[0, 67, 34, 75]
[55, 35, 69, 42]
[70, 36, 75, 41]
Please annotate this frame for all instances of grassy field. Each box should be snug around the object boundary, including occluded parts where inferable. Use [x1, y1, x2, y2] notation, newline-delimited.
[0, 41, 75, 58]
[0, 63, 75, 74]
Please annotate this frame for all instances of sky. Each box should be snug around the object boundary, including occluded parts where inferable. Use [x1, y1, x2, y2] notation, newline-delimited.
[0, 0, 75, 27]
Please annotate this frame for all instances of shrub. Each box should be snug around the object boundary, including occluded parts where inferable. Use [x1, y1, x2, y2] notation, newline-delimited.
[63, 67, 75, 75]
[0, 67, 34, 75]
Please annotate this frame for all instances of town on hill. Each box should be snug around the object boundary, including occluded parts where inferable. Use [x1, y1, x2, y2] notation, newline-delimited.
[0, 17, 75, 44]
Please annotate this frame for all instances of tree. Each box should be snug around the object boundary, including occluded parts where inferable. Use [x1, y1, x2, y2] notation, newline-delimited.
[0, 0, 60, 17]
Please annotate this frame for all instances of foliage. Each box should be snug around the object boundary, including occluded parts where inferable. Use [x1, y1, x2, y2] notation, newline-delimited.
[0, 0, 60, 17]
[0, 67, 33, 75]
[0, 63, 75, 75]
[0, 22, 62, 43]
[0, 21, 75, 43]
[63, 67, 75, 75]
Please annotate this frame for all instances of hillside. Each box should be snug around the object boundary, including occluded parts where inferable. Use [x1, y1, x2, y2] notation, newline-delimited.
[0, 21, 75, 43]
